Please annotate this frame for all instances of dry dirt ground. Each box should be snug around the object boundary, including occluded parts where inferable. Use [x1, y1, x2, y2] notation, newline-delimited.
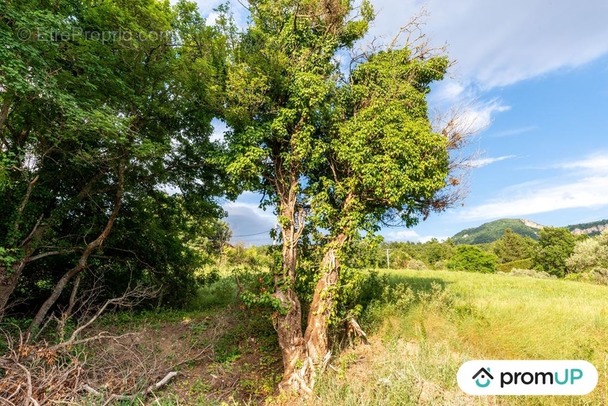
[83, 305, 282, 404]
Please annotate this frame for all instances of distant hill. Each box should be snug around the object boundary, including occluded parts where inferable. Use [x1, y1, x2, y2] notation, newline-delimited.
[452, 219, 542, 245]
[567, 219, 608, 236]
[452, 218, 608, 245]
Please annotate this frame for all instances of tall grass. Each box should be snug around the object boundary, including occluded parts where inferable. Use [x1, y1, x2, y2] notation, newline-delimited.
[313, 269, 608, 405]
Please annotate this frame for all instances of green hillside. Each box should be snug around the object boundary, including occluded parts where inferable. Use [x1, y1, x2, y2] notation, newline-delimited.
[452, 218, 608, 245]
[452, 218, 541, 244]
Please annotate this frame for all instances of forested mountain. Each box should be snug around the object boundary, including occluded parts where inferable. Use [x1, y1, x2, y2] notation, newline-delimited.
[452, 218, 608, 244]
[452, 219, 542, 244]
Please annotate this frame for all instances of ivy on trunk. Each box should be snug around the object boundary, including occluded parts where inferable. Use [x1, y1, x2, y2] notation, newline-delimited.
[221, 0, 454, 396]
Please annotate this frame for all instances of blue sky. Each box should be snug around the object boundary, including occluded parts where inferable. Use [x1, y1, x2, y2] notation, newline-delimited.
[197, 0, 608, 245]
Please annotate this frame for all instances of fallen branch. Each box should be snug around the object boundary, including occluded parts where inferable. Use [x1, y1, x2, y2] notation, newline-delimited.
[50, 284, 158, 350]
[81, 371, 180, 405]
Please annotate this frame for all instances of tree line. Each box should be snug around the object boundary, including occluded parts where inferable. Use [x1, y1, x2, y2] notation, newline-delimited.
[376, 227, 608, 282]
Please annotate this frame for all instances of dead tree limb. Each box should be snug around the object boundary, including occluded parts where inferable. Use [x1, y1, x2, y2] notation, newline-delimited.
[28, 160, 126, 334]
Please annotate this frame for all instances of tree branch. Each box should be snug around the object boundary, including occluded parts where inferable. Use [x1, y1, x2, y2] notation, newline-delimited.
[28, 159, 127, 334]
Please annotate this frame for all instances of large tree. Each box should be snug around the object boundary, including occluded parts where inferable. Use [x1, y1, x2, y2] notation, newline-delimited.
[221, 0, 456, 395]
[0, 0, 225, 329]
[493, 228, 536, 263]
[533, 227, 576, 277]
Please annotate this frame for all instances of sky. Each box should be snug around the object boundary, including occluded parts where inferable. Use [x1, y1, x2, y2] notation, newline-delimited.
[197, 0, 608, 245]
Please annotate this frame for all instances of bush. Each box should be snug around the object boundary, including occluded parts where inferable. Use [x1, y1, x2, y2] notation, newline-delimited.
[433, 260, 448, 270]
[509, 268, 555, 279]
[589, 269, 608, 285]
[447, 245, 497, 273]
[566, 231, 608, 274]
[566, 268, 608, 286]
[496, 258, 533, 273]
[406, 259, 427, 270]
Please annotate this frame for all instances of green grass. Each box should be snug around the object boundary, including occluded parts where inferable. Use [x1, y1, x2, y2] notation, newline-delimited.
[314, 269, 608, 405]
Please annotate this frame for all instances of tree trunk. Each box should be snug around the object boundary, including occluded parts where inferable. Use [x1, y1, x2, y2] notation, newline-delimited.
[0, 261, 27, 320]
[273, 192, 309, 394]
[0, 214, 46, 319]
[304, 233, 346, 366]
[276, 230, 348, 396]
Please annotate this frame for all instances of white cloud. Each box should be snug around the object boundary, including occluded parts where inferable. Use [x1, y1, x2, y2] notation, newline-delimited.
[223, 194, 276, 245]
[381, 228, 446, 243]
[490, 126, 538, 138]
[433, 80, 467, 102]
[466, 155, 516, 168]
[558, 154, 608, 173]
[460, 176, 608, 221]
[449, 101, 510, 134]
[460, 153, 608, 221]
[369, 0, 608, 88]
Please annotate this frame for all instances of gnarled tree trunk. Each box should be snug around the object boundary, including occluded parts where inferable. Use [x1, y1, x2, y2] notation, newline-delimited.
[0, 261, 27, 319]
[275, 229, 348, 396]
[273, 187, 309, 394]
[304, 233, 346, 366]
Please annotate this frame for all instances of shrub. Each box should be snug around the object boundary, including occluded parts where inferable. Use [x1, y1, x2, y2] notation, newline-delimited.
[447, 245, 497, 273]
[589, 269, 608, 285]
[496, 258, 533, 273]
[433, 260, 448, 270]
[406, 259, 427, 270]
[566, 231, 608, 274]
[509, 268, 555, 279]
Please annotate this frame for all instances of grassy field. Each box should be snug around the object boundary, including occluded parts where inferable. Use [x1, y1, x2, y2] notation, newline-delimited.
[35, 268, 607, 405]
[312, 269, 608, 406]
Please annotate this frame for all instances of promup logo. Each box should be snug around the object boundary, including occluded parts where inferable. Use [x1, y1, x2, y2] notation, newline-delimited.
[457, 360, 598, 395]
[472, 367, 494, 388]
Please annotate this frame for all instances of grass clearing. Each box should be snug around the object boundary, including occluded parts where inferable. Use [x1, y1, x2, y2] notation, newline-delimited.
[313, 269, 608, 405]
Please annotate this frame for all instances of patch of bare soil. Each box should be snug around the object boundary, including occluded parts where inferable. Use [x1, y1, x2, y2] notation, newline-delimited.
[156, 306, 282, 404]
[84, 305, 283, 405]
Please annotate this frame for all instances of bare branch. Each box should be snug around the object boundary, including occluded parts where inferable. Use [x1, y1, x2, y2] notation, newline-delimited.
[26, 249, 76, 263]
[17, 175, 39, 216]
[51, 284, 159, 350]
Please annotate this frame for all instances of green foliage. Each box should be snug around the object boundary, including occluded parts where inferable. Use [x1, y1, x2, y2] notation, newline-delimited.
[0, 0, 227, 318]
[314, 47, 450, 236]
[496, 258, 533, 273]
[492, 228, 537, 263]
[222, 244, 272, 269]
[532, 227, 576, 277]
[566, 230, 608, 275]
[378, 239, 455, 270]
[333, 269, 387, 322]
[447, 245, 497, 273]
[452, 219, 541, 244]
